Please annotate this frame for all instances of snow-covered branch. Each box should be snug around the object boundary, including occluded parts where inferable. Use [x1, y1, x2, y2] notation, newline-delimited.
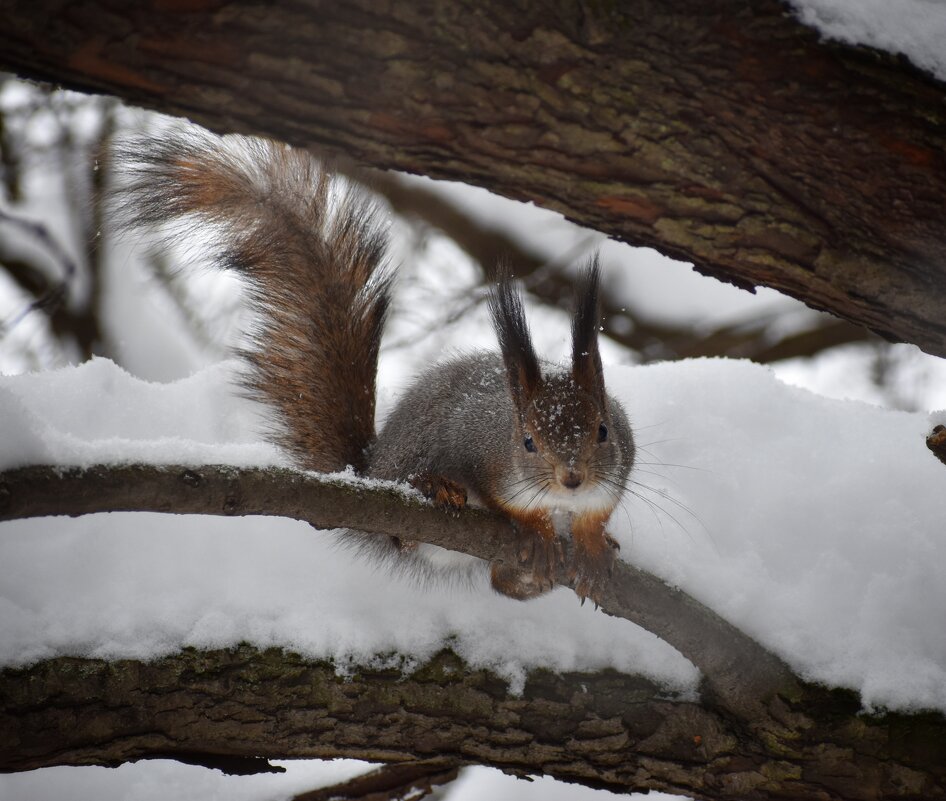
[0, 461, 796, 723]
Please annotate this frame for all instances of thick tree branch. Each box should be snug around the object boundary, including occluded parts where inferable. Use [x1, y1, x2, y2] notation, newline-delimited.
[1, 0, 944, 356]
[2, 645, 945, 800]
[0, 462, 796, 724]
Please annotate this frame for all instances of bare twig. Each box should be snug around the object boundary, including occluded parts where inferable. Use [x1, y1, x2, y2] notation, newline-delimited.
[291, 760, 459, 801]
[0, 207, 76, 334]
[927, 425, 946, 467]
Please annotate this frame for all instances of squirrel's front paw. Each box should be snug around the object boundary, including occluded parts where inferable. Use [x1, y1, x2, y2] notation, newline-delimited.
[518, 526, 565, 591]
[490, 525, 563, 600]
[569, 532, 619, 607]
[409, 473, 467, 513]
[490, 562, 553, 600]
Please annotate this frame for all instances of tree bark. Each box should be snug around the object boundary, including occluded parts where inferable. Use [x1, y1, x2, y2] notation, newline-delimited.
[1, 0, 945, 356]
[2, 645, 946, 800]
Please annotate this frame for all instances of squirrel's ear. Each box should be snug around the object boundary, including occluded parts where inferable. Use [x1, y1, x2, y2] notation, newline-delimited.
[489, 265, 541, 414]
[571, 256, 605, 404]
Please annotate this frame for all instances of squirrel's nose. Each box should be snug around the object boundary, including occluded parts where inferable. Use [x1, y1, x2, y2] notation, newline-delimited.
[559, 469, 584, 489]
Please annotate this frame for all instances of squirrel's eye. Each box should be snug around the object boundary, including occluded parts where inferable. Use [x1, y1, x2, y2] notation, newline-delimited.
[523, 434, 537, 453]
[597, 422, 609, 443]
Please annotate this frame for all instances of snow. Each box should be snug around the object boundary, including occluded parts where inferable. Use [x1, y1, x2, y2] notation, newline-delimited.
[611, 359, 946, 712]
[0, 357, 282, 470]
[789, 0, 946, 82]
[0, 358, 697, 694]
[0, 760, 682, 801]
[0, 760, 371, 801]
[2, 352, 944, 715]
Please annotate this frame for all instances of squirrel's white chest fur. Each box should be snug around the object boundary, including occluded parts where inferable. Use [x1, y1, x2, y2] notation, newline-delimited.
[470, 484, 616, 518]
[417, 483, 617, 579]
[495, 478, 618, 517]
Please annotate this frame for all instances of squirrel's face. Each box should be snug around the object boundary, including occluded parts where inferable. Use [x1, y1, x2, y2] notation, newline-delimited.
[488, 257, 633, 516]
[506, 372, 633, 515]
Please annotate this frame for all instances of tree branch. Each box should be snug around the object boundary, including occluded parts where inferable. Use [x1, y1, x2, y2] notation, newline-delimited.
[290, 760, 459, 801]
[0, 462, 796, 724]
[1, 0, 944, 355]
[2, 645, 945, 800]
[0, 207, 76, 333]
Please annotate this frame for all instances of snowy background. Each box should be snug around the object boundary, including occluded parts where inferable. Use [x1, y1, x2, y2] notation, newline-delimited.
[3, 2, 946, 799]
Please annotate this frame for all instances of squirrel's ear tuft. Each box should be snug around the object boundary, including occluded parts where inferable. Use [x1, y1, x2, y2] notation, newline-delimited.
[571, 255, 605, 404]
[489, 263, 541, 413]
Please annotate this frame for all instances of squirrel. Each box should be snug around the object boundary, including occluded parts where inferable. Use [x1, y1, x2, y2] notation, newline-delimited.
[117, 128, 635, 603]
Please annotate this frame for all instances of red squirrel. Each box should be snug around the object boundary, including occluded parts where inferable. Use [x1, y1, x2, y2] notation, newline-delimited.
[118, 128, 635, 603]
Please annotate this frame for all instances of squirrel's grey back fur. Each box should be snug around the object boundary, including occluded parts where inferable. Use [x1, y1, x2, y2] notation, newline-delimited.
[372, 352, 634, 504]
[371, 353, 511, 492]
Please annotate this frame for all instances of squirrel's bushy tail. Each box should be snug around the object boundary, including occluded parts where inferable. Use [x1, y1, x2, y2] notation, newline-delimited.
[116, 128, 391, 472]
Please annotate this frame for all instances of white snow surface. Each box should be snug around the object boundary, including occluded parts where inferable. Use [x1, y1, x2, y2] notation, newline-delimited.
[1, 354, 944, 713]
[0, 759, 680, 801]
[0, 760, 371, 801]
[789, 0, 946, 82]
[0, 357, 283, 470]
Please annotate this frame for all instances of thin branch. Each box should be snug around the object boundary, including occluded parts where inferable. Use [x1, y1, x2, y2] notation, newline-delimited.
[290, 760, 459, 801]
[0, 462, 799, 724]
[0, 207, 76, 334]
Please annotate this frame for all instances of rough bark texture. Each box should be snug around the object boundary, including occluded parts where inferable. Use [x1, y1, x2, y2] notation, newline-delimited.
[2, 645, 946, 800]
[1, 0, 945, 356]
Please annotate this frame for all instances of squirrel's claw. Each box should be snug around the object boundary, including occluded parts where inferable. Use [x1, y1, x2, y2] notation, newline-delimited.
[489, 522, 561, 600]
[490, 563, 553, 600]
[513, 526, 561, 592]
[567, 517, 618, 607]
[569, 543, 617, 608]
[409, 473, 467, 515]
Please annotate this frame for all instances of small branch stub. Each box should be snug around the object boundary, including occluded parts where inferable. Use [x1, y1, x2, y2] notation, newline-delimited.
[927, 425, 946, 466]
